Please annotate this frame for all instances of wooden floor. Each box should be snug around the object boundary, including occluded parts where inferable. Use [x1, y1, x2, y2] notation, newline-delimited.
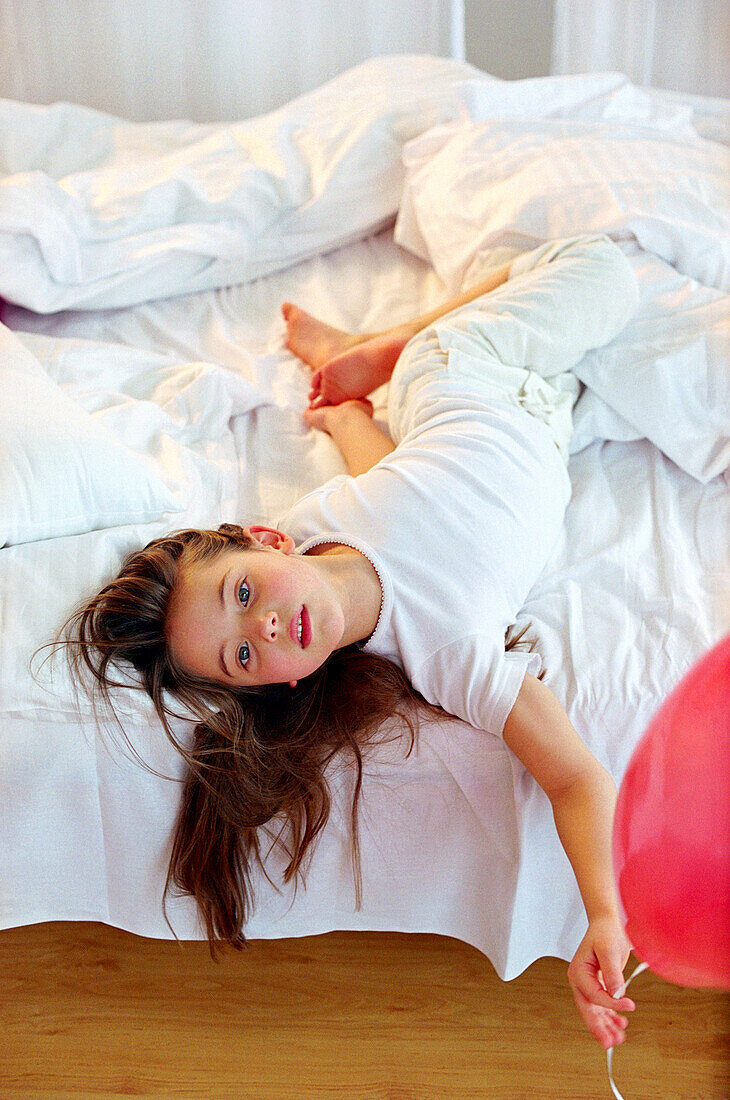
[1, 922, 727, 1099]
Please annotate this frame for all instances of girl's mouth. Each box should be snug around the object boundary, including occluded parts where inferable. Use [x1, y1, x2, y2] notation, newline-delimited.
[291, 606, 312, 648]
[300, 605, 311, 648]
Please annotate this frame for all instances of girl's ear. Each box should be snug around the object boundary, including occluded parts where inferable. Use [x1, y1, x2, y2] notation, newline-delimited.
[243, 525, 296, 554]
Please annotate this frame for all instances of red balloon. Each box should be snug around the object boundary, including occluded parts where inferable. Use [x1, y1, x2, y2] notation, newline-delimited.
[612, 634, 730, 988]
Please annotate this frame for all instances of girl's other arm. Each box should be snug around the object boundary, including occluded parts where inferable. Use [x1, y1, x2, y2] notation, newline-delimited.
[304, 399, 395, 477]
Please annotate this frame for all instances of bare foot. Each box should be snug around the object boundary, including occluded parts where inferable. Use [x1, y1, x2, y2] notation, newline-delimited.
[308, 328, 413, 407]
[282, 302, 362, 371]
[282, 301, 415, 406]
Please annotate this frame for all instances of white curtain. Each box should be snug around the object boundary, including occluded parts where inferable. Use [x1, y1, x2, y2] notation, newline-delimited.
[551, 0, 730, 99]
[0, 0, 466, 122]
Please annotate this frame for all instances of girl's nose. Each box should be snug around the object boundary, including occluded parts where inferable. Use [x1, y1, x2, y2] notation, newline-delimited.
[258, 611, 277, 641]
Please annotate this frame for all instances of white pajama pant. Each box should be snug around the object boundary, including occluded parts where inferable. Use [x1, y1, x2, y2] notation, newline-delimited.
[387, 235, 640, 463]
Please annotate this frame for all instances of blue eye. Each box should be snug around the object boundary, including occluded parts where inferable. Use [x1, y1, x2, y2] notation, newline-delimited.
[238, 642, 250, 668]
[238, 579, 250, 606]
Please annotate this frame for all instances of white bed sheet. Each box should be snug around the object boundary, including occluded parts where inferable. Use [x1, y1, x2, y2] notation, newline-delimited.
[1, 57, 728, 981]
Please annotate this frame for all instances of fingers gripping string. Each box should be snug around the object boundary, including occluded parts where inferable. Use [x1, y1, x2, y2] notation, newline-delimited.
[606, 961, 650, 1100]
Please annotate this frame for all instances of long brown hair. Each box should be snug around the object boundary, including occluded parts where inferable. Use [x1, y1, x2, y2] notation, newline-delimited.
[52, 524, 449, 959]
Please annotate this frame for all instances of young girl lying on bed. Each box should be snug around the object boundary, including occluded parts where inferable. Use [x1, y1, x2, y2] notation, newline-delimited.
[63, 234, 640, 1051]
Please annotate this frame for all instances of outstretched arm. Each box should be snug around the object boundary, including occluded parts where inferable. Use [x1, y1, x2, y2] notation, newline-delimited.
[503, 673, 636, 1050]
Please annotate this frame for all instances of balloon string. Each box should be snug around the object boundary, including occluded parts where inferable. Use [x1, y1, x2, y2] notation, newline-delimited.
[606, 961, 650, 1100]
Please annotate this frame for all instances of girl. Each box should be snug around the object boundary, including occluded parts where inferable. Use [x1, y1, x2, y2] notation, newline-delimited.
[64, 234, 640, 1050]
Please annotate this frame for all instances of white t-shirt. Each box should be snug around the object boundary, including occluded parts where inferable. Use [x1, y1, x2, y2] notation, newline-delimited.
[279, 397, 567, 737]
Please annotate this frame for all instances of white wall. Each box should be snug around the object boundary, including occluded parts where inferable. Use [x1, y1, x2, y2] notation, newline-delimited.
[0, 0, 462, 122]
[464, 0, 730, 98]
[465, 0, 554, 80]
[551, 0, 730, 99]
[1, 0, 727, 121]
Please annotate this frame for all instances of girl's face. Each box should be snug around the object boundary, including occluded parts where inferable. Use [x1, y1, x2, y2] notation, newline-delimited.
[164, 530, 346, 688]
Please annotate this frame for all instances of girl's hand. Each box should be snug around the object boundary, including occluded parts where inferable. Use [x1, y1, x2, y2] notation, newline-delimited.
[567, 914, 635, 1049]
[303, 398, 374, 436]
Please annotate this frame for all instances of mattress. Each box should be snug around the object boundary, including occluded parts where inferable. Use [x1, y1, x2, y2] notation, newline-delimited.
[0, 55, 728, 981]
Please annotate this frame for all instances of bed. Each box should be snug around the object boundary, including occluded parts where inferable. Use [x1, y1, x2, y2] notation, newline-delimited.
[0, 54, 728, 982]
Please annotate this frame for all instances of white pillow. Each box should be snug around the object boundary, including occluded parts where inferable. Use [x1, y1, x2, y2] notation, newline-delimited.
[394, 120, 730, 483]
[0, 324, 183, 545]
[394, 117, 730, 293]
[572, 259, 730, 483]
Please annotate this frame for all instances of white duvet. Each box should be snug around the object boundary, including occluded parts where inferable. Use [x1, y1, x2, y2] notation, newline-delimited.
[0, 56, 728, 980]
